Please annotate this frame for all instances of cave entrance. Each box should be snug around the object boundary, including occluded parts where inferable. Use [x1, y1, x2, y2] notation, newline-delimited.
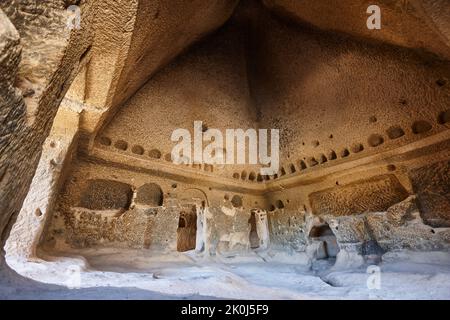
[249, 211, 260, 249]
[248, 209, 270, 250]
[309, 223, 339, 259]
[177, 205, 197, 252]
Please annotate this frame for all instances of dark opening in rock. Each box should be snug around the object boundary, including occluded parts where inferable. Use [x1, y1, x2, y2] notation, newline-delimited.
[308, 157, 318, 167]
[131, 145, 144, 155]
[438, 109, 450, 125]
[319, 154, 328, 164]
[149, 149, 162, 159]
[368, 134, 384, 147]
[249, 211, 260, 249]
[351, 143, 364, 153]
[177, 206, 197, 252]
[309, 223, 339, 259]
[79, 179, 133, 210]
[412, 120, 432, 134]
[328, 150, 337, 160]
[99, 136, 112, 146]
[164, 153, 172, 162]
[299, 160, 307, 169]
[136, 183, 163, 206]
[386, 126, 405, 139]
[290, 164, 296, 173]
[114, 140, 128, 151]
[341, 148, 350, 157]
[231, 195, 243, 208]
[275, 200, 284, 209]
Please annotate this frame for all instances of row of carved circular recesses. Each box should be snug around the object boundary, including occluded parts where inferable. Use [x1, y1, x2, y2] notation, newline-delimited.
[223, 193, 285, 212]
[232, 109, 450, 182]
[97, 137, 213, 173]
[223, 193, 288, 212]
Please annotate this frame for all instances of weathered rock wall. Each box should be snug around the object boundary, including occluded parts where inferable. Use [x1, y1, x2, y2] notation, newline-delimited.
[0, 1, 94, 251]
[246, 2, 450, 179]
[262, 0, 450, 60]
[410, 159, 450, 227]
[3, 0, 450, 268]
[0, 0, 245, 264]
[96, 16, 261, 179]
[41, 160, 263, 256]
[73, 0, 240, 152]
[4, 107, 80, 262]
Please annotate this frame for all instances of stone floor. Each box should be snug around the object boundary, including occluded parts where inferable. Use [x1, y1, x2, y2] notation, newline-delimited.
[2, 248, 450, 300]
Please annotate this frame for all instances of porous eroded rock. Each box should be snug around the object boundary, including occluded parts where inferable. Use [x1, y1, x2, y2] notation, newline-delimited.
[79, 179, 133, 211]
[135, 183, 163, 207]
[321, 198, 450, 254]
[410, 160, 450, 227]
[386, 195, 417, 227]
[262, 0, 450, 60]
[309, 175, 409, 217]
[0, 0, 93, 251]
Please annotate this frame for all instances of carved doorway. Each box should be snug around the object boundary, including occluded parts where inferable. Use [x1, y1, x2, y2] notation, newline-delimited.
[177, 205, 197, 252]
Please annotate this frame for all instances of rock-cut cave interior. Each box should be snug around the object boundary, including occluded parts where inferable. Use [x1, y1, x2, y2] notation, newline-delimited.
[1, 0, 450, 300]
